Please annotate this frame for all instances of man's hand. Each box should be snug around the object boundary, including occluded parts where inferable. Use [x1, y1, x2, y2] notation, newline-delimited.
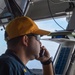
[36, 46, 50, 62]
[36, 46, 54, 75]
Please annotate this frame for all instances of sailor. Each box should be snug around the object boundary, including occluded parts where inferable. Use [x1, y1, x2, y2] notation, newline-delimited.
[0, 16, 54, 75]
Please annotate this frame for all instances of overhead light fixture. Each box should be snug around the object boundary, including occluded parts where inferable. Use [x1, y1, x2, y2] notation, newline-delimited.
[60, 0, 75, 2]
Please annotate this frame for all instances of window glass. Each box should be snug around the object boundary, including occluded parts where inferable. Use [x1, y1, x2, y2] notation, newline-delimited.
[0, 17, 68, 69]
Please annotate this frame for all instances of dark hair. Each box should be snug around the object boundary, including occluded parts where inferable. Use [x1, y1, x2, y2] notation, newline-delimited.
[7, 36, 23, 47]
[4, 31, 23, 47]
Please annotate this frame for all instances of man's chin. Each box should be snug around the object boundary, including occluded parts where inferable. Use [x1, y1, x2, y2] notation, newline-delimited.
[29, 55, 39, 60]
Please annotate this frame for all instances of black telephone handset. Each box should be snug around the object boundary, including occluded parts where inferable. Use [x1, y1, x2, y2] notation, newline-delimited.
[39, 49, 45, 57]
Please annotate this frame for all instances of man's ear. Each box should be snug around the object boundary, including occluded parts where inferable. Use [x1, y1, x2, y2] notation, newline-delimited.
[22, 35, 28, 46]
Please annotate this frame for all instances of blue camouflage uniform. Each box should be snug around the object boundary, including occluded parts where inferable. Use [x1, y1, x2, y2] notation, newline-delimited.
[0, 50, 35, 75]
